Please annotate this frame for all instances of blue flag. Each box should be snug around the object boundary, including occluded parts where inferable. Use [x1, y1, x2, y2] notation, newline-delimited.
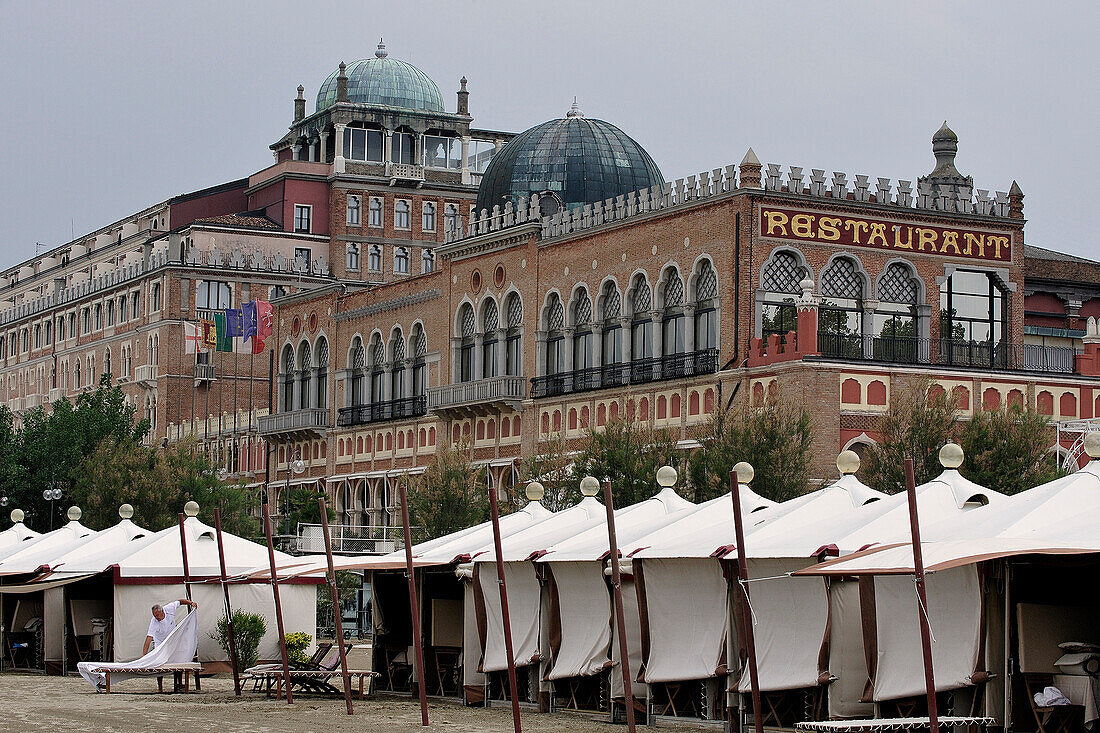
[224, 308, 245, 338]
[241, 301, 258, 340]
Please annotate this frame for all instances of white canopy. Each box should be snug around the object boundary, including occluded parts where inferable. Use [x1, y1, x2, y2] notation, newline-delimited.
[0, 519, 40, 560]
[0, 517, 97, 576]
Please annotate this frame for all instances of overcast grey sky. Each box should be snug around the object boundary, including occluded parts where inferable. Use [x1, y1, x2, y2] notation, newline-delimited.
[0, 1, 1096, 268]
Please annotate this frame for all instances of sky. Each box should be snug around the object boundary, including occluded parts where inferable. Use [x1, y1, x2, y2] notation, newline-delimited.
[0, 1, 1096, 269]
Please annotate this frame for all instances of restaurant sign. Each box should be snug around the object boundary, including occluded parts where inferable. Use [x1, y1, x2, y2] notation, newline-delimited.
[758, 206, 1011, 262]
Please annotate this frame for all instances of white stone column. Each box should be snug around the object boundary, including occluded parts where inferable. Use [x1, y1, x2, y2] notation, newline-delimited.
[460, 136, 471, 184]
[319, 132, 328, 163]
[384, 129, 394, 165]
[494, 329, 507, 378]
[684, 305, 696, 353]
[291, 143, 302, 161]
[473, 335, 485, 379]
[333, 123, 346, 173]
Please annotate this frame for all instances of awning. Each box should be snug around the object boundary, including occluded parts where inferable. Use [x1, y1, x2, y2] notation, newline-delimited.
[0, 573, 96, 593]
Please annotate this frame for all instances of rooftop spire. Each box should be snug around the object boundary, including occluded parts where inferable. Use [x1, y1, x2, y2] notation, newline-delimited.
[376, 38, 388, 58]
[566, 97, 584, 118]
[919, 120, 972, 201]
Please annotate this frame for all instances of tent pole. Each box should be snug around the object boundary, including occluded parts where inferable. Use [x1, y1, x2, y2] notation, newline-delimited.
[603, 479, 637, 733]
[488, 476, 523, 733]
[214, 509, 241, 696]
[262, 504, 294, 704]
[905, 458, 939, 733]
[398, 481, 429, 725]
[730, 469, 764, 733]
[178, 511, 199, 690]
[318, 497, 354, 715]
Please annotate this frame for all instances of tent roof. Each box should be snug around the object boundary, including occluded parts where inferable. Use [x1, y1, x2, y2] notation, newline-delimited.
[0, 519, 97, 575]
[472, 496, 610, 563]
[42, 518, 154, 573]
[537, 487, 696, 562]
[0, 522, 41, 560]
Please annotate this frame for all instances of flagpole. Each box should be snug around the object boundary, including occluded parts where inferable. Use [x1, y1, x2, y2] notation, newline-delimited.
[177, 318, 185, 444]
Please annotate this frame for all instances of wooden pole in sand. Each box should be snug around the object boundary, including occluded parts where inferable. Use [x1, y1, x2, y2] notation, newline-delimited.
[905, 458, 939, 733]
[398, 481, 430, 725]
[214, 509, 241, 696]
[488, 479, 523, 733]
[601, 478, 636, 733]
[318, 497, 354, 715]
[730, 468, 763, 733]
[262, 504, 294, 704]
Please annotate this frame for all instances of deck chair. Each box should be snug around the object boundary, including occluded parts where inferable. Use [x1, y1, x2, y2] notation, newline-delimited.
[1023, 674, 1078, 733]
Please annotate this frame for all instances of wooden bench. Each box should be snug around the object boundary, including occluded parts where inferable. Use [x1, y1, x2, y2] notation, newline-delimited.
[88, 663, 203, 694]
[796, 716, 996, 732]
[247, 669, 379, 700]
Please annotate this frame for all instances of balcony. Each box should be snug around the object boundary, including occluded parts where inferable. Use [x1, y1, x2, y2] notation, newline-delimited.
[48, 387, 63, 403]
[337, 395, 426, 427]
[531, 348, 721, 399]
[428, 375, 526, 416]
[387, 162, 424, 185]
[296, 523, 409, 555]
[135, 364, 158, 387]
[194, 363, 217, 383]
[816, 334, 1077, 374]
[256, 407, 330, 438]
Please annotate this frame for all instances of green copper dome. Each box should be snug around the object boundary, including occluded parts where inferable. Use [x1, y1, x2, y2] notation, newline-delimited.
[315, 42, 445, 114]
[475, 102, 663, 215]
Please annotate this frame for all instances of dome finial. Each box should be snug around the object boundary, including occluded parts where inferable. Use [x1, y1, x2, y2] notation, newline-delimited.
[376, 38, 388, 58]
[566, 97, 584, 118]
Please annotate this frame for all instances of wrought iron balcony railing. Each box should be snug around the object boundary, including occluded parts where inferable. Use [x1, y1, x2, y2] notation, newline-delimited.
[531, 348, 720, 399]
[816, 334, 1076, 374]
[337, 395, 427, 427]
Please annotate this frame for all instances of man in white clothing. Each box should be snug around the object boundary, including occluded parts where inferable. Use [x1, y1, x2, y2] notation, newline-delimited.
[142, 598, 198, 655]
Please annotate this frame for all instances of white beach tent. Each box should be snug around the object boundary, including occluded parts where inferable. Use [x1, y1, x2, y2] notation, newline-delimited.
[535, 469, 696, 711]
[0, 506, 97, 576]
[0, 510, 40, 560]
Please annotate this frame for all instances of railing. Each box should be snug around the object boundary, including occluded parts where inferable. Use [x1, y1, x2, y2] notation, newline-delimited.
[530, 348, 721, 399]
[256, 407, 330, 435]
[428, 375, 526, 409]
[386, 162, 424, 181]
[194, 363, 217, 381]
[48, 387, 63, 403]
[135, 364, 158, 384]
[816, 334, 1077, 374]
[296, 523, 411, 555]
[337, 395, 426, 427]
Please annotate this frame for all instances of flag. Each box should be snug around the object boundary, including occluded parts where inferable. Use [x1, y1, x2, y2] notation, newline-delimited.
[224, 308, 245, 338]
[255, 300, 274, 340]
[212, 312, 234, 353]
[183, 322, 205, 354]
[200, 319, 217, 350]
[241, 301, 258, 340]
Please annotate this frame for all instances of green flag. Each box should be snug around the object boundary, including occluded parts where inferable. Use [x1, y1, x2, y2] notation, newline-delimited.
[212, 312, 234, 353]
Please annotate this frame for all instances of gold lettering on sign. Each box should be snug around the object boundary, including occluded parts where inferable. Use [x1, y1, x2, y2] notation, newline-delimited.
[989, 236, 1009, 259]
[916, 228, 939, 253]
[791, 214, 815, 238]
[940, 231, 961, 255]
[893, 225, 914, 249]
[765, 211, 789, 236]
[818, 217, 841, 241]
[963, 233, 985, 257]
[844, 219, 869, 243]
[867, 222, 888, 248]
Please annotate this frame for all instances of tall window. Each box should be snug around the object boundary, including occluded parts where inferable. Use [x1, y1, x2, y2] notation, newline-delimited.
[197, 280, 232, 309]
[315, 337, 329, 409]
[760, 251, 806, 341]
[390, 330, 406, 400]
[630, 275, 653, 360]
[819, 257, 865, 358]
[467, 140, 496, 173]
[444, 204, 458, 234]
[411, 326, 427, 396]
[370, 337, 385, 404]
[44, 320, 52, 345]
[349, 337, 366, 407]
[281, 346, 295, 412]
[572, 288, 593, 371]
[103, 349, 111, 378]
[601, 282, 622, 365]
[369, 198, 383, 227]
[347, 244, 360, 271]
[693, 259, 719, 350]
[131, 291, 140, 319]
[392, 132, 414, 165]
[343, 126, 383, 162]
[33, 325, 41, 349]
[875, 263, 921, 362]
[482, 300, 499, 378]
[424, 136, 461, 169]
[660, 268, 685, 356]
[505, 294, 523, 376]
[294, 247, 312, 270]
[458, 304, 476, 382]
[94, 304, 103, 330]
[422, 248, 435, 273]
[346, 195, 362, 225]
[940, 270, 1008, 367]
[119, 295, 128, 322]
[544, 293, 565, 376]
[293, 205, 311, 233]
[394, 201, 410, 230]
[368, 245, 382, 272]
[151, 282, 161, 311]
[422, 202, 436, 231]
[297, 342, 312, 410]
[106, 300, 115, 326]
[394, 247, 409, 274]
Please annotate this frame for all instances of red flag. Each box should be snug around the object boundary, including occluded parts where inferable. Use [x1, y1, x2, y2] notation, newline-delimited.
[256, 301, 274, 340]
[200, 319, 217, 349]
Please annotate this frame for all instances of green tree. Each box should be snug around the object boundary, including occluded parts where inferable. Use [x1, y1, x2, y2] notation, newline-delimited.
[958, 403, 1064, 495]
[863, 379, 957, 494]
[572, 418, 678, 508]
[407, 441, 489, 541]
[687, 394, 815, 503]
[521, 432, 579, 511]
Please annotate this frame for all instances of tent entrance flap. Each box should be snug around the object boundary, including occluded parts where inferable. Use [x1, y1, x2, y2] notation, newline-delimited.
[641, 558, 727, 683]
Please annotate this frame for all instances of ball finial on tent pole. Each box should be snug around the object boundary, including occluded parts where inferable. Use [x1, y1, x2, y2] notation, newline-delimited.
[10, 508, 24, 523]
[938, 442, 964, 469]
[184, 500, 200, 518]
[580, 476, 601, 497]
[1083, 432, 1100, 460]
[732, 461, 755, 485]
[836, 450, 861, 475]
[119, 504, 134, 519]
[656, 465, 677, 487]
[66, 506, 82, 522]
[525, 481, 545, 502]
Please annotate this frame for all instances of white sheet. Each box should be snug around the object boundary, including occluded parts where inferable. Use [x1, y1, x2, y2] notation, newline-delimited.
[642, 558, 727, 683]
[872, 565, 983, 701]
[78, 610, 199, 690]
[479, 561, 542, 672]
[547, 562, 611, 680]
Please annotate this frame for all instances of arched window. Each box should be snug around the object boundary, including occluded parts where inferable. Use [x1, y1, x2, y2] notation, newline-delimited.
[44, 320, 52, 345]
[349, 337, 366, 407]
[940, 269, 1009, 366]
[572, 288, 593, 372]
[819, 257, 866, 358]
[94, 304, 103, 330]
[390, 329, 406, 401]
[74, 361, 81, 389]
[444, 204, 458, 234]
[505, 294, 523, 376]
[346, 195, 361, 226]
[458, 304, 476, 382]
[297, 341, 312, 410]
[630, 274, 653, 361]
[760, 251, 806, 341]
[693, 259, 719, 351]
[369, 198, 383, 228]
[875, 263, 921, 362]
[544, 293, 565, 376]
[411, 325, 427, 396]
[368, 245, 382, 272]
[103, 348, 111, 378]
[394, 246, 410, 274]
[600, 282, 622, 369]
[394, 200, 411, 229]
[660, 267, 685, 356]
[346, 244, 360, 271]
[33, 325, 41, 349]
[482, 300, 499, 378]
[315, 337, 329, 409]
[422, 202, 436, 231]
[370, 335, 385, 404]
[119, 295, 128, 322]
[422, 248, 435, 273]
[281, 345, 295, 412]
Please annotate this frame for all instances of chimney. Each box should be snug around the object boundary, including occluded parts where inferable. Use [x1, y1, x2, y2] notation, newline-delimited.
[457, 76, 469, 116]
[738, 148, 762, 189]
[336, 62, 348, 103]
[294, 85, 305, 122]
[1009, 180, 1025, 219]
